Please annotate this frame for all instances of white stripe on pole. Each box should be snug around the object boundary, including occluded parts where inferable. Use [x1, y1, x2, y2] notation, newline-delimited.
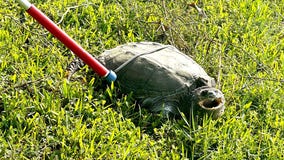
[16, 0, 32, 10]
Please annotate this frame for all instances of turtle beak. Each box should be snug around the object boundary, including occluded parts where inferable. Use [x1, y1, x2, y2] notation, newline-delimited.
[197, 97, 225, 119]
[198, 97, 224, 109]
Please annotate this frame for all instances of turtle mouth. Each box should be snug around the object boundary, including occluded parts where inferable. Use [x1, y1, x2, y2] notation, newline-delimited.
[198, 97, 223, 109]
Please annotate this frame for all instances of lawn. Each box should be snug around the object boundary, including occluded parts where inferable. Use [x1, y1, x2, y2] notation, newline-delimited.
[0, 0, 283, 159]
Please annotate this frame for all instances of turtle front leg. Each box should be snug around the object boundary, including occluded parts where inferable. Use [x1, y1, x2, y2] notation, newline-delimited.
[142, 97, 180, 118]
[66, 58, 85, 80]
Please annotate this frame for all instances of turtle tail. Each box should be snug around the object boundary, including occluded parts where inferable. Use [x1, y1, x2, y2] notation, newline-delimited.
[65, 58, 85, 80]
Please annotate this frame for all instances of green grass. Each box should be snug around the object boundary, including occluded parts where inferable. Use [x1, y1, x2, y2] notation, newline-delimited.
[1, 0, 283, 159]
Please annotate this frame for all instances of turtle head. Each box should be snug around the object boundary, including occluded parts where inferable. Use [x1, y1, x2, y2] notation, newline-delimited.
[191, 86, 225, 119]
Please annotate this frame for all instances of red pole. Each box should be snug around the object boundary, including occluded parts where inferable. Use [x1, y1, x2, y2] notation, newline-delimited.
[16, 0, 116, 82]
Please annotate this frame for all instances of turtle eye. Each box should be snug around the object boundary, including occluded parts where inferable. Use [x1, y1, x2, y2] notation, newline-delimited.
[196, 77, 208, 87]
[200, 90, 208, 97]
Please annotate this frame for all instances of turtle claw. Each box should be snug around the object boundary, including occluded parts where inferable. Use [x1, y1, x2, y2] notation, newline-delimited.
[65, 70, 72, 81]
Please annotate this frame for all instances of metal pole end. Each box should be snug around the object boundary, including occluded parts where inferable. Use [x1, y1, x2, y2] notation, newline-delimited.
[105, 70, 117, 82]
[17, 0, 32, 10]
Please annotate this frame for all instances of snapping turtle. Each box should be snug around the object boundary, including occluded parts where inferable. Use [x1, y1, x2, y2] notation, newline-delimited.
[67, 42, 225, 119]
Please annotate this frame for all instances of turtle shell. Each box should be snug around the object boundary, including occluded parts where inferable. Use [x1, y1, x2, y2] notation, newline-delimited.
[99, 42, 216, 98]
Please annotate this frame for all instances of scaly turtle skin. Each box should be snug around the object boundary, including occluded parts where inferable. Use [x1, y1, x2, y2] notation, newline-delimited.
[67, 42, 225, 119]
